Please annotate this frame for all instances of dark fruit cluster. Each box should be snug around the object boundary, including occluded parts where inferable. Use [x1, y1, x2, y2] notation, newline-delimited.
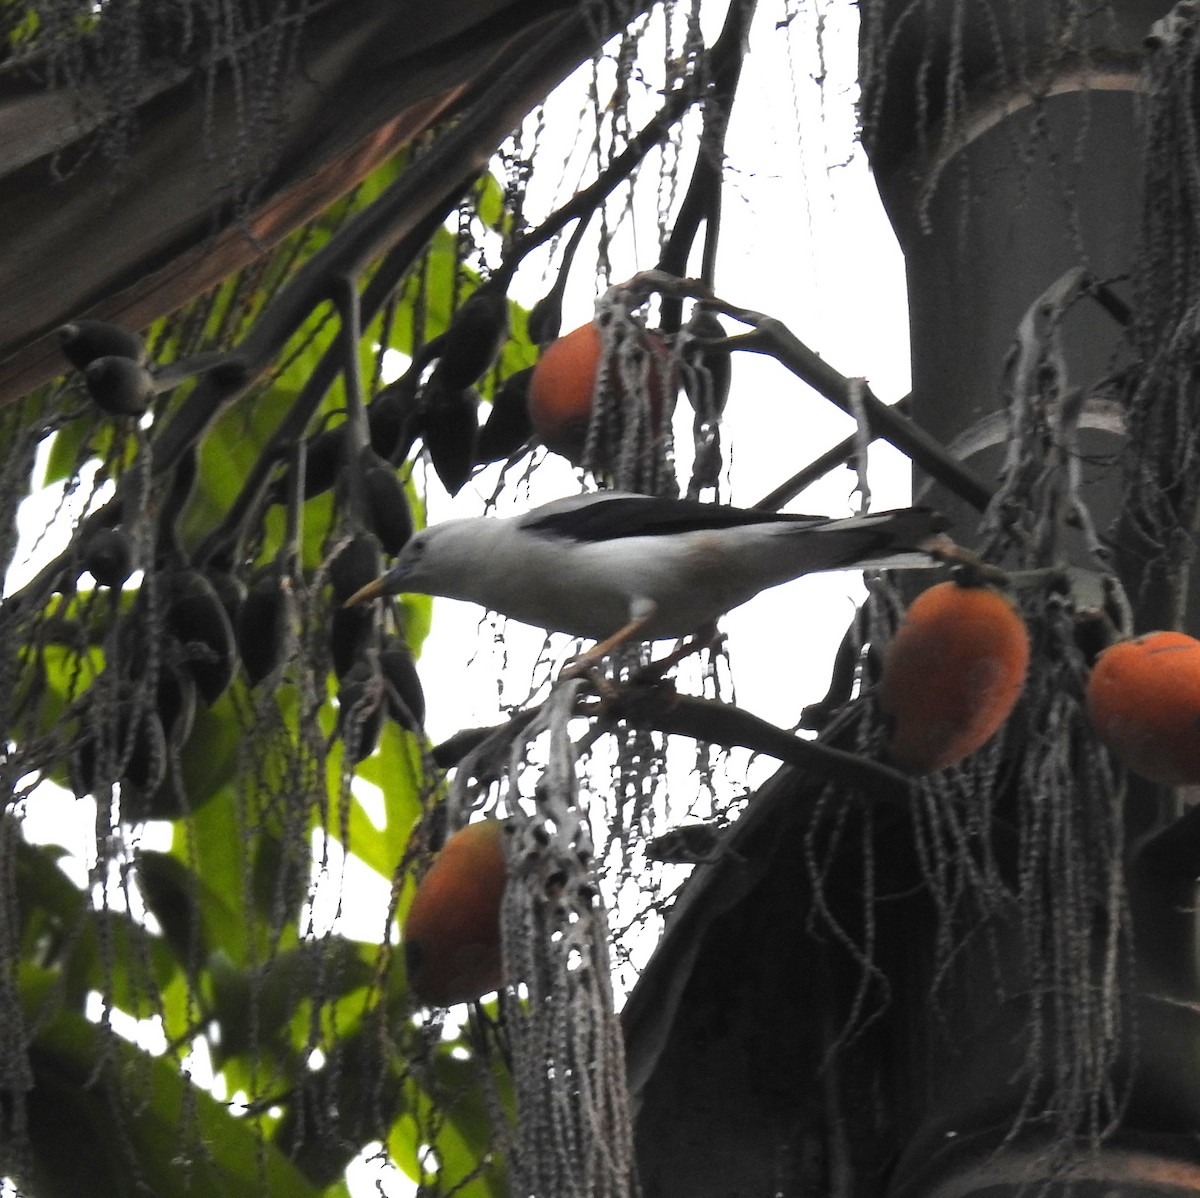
[70, 661, 198, 822]
[60, 319, 154, 418]
[68, 553, 245, 817]
[328, 529, 426, 763]
[331, 637, 426, 764]
[68, 528, 429, 810]
[52, 303, 449, 811]
[272, 279, 534, 513]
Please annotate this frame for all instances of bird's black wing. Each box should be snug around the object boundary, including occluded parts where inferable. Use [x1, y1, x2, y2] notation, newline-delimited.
[522, 494, 818, 543]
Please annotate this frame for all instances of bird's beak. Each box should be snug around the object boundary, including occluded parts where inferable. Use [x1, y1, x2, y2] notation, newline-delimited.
[343, 574, 392, 608]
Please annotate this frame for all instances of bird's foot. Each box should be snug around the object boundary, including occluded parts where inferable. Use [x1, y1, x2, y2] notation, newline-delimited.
[558, 650, 599, 681]
[557, 654, 619, 700]
[634, 624, 725, 683]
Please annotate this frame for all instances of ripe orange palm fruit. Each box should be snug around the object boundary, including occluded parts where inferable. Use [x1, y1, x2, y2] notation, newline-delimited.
[880, 579, 1030, 774]
[1086, 630, 1200, 785]
[403, 819, 507, 1006]
[527, 321, 669, 465]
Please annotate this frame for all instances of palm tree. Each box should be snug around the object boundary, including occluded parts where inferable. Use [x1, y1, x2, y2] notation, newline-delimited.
[3, 2, 1199, 1195]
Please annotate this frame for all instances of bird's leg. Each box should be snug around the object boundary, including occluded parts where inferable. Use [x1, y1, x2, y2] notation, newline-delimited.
[559, 599, 658, 680]
[636, 622, 724, 682]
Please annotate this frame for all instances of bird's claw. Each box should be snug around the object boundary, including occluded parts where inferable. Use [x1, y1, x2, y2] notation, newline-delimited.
[557, 655, 618, 700]
[633, 626, 725, 684]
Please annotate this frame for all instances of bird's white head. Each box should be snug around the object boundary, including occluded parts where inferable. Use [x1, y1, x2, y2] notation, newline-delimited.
[361, 518, 487, 603]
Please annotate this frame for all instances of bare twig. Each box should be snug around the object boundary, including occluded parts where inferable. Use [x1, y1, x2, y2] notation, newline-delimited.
[754, 396, 912, 512]
[503, 0, 752, 287]
[709, 307, 994, 512]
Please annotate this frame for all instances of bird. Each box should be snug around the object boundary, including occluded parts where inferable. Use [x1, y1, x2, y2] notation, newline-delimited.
[345, 491, 947, 668]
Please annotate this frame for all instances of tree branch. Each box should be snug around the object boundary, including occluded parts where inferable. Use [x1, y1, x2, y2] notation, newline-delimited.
[594, 685, 912, 806]
[597, 269, 995, 513]
[657, 0, 756, 332]
[714, 312, 994, 512]
[432, 680, 912, 807]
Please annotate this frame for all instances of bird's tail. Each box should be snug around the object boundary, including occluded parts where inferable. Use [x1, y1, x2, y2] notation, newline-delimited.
[785, 506, 950, 573]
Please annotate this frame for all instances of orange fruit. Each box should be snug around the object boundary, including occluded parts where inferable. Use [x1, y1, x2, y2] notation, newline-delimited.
[1086, 630, 1200, 785]
[403, 819, 507, 1006]
[880, 580, 1030, 773]
[527, 321, 670, 465]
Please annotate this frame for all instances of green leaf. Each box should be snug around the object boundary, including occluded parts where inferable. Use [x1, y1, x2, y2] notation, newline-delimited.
[6, 7, 40, 51]
[389, 1046, 510, 1197]
[17, 961, 68, 1027]
[14, 832, 85, 931]
[210, 938, 375, 1066]
[17, 991, 322, 1198]
[173, 685, 244, 805]
[384, 227, 463, 360]
[473, 172, 510, 236]
[135, 848, 214, 967]
[169, 783, 250, 964]
[250, 829, 309, 927]
[498, 298, 538, 379]
[181, 378, 305, 555]
[41, 423, 84, 488]
[399, 591, 434, 656]
[15, 836, 176, 1017]
[27, 635, 104, 724]
[341, 720, 425, 878]
[60, 906, 178, 1015]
